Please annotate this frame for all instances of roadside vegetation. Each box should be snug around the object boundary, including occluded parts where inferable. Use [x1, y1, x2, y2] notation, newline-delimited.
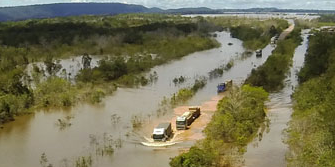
[206, 17, 288, 50]
[245, 27, 303, 92]
[155, 77, 207, 117]
[0, 14, 221, 124]
[317, 14, 335, 27]
[286, 30, 335, 167]
[209, 50, 254, 80]
[39, 133, 123, 167]
[170, 77, 207, 105]
[170, 85, 268, 167]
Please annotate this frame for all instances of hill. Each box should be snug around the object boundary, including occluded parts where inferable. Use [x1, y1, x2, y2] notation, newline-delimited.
[0, 3, 162, 21]
[0, 3, 335, 22]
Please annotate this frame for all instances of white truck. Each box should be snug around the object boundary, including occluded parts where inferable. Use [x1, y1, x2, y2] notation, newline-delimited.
[152, 122, 172, 142]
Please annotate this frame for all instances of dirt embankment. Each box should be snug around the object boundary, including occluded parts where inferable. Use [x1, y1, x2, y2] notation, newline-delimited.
[172, 94, 225, 142]
[278, 24, 295, 40]
[141, 93, 226, 147]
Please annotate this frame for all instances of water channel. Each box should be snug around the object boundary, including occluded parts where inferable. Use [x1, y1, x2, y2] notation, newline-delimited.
[243, 29, 310, 167]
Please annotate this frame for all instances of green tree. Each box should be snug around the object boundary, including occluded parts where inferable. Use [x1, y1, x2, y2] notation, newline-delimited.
[170, 146, 214, 167]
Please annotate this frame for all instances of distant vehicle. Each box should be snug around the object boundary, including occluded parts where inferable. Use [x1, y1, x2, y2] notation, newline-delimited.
[176, 106, 201, 130]
[152, 122, 172, 142]
[217, 80, 233, 93]
[256, 49, 262, 57]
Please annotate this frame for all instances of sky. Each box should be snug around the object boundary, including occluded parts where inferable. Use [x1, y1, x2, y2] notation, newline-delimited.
[1, 0, 335, 10]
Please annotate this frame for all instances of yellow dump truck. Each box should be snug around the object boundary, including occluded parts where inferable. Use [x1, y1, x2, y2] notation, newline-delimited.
[176, 106, 201, 130]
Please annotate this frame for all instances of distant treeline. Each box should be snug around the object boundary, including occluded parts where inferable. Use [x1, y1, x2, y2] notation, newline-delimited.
[318, 14, 335, 23]
[0, 20, 209, 47]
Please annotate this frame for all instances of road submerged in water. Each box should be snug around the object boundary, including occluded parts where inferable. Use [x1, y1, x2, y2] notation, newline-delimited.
[243, 29, 311, 167]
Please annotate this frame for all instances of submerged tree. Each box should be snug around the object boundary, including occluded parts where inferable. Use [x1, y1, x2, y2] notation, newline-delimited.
[44, 56, 62, 76]
[82, 53, 92, 69]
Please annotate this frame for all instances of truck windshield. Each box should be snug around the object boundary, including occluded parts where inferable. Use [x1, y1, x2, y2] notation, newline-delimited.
[176, 121, 185, 125]
[153, 134, 164, 139]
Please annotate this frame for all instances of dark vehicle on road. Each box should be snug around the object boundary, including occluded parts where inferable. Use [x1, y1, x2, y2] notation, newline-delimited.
[217, 80, 233, 93]
[256, 49, 262, 57]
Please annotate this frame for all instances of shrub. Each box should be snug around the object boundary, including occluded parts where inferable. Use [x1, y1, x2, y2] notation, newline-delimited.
[170, 146, 215, 167]
[34, 77, 77, 107]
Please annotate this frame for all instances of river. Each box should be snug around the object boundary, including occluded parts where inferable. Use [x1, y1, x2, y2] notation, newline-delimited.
[0, 30, 275, 167]
[183, 13, 319, 20]
[243, 29, 310, 167]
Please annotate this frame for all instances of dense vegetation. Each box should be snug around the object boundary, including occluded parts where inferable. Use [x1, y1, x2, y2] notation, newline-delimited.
[206, 17, 288, 50]
[295, 14, 335, 28]
[286, 31, 335, 167]
[318, 14, 335, 24]
[170, 85, 268, 167]
[298, 32, 335, 82]
[170, 77, 207, 105]
[245, 27, 302, 92]
[0, 14, 220, 124]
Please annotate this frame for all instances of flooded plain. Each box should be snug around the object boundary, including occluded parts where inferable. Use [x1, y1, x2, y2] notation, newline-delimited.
[0, 30, 277, 167]
[183, 13, 319, 20]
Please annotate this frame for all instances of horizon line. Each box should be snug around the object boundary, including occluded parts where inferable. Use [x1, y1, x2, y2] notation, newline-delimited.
[0, 2, 334, 11]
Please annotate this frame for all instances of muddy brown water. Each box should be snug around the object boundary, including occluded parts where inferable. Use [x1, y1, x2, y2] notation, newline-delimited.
[0, 31, 276, 167]
[243, 29, 310, 167]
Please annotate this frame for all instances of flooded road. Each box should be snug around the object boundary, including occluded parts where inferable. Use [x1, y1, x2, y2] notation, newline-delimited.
[243, 29, 310, 167]
[0, 31, 275, 167]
